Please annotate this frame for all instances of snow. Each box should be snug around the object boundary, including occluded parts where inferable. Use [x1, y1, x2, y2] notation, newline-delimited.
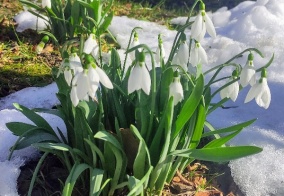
[3, 0, 283, 195]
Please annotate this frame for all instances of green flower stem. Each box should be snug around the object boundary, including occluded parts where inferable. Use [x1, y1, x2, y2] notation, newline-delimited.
[204, 48, 264, 75]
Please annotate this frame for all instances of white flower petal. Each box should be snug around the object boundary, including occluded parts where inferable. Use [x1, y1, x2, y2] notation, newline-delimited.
[191, 13, 203, 40]
[95, 67, 113, 89]
[230, 81, 239, 102]
[204, 13, 216, 38]
[255, 78, 271, 109]
[70, 87, 79, 106]
[140, 64, 151, 95]
[83, 34, 97, 54]
[189, 47, 199, 67]
[42, 0, 51, 8]
[128, 66, 142, 94]
[240, 66, 256, 87]
[76, 72, 89, 100]
[198, 45, 208, 64]
[169, 79, 184, 105]
[245, 82, 261, 103]
[64, 69, 72, 86]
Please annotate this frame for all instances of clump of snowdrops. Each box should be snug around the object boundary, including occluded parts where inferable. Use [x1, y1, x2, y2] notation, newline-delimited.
[7, 0, 273, 195]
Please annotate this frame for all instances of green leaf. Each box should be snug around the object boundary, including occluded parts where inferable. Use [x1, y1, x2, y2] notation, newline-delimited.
[173, 74, 204, 138]
[19, 0, 41, 10]
[189, 102, 206, 149]
[202, 119, 256, 137]
[94, 131, 123, 152]
[127, 166, 153, 196]
[204, 129, 242, 148]
[170, 146, 262, 162]
[15, 132, 60, 150]
[90, 168, 105, 196]
[98, 11, 113, 34]
[6, 122, 36, 136]
[63, 163, 90, 196]
[13, 103, 56, 135]
[33, 142, 71, 151]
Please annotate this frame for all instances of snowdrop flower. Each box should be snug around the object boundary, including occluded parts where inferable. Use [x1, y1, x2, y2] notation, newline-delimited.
[35, 35, 49, 54]
[172, 38, 189, 71]
[83, 33, 99, 57]
[57, 58, 73, 86]
[245, 69, 271, 109]
[71, 70, 89, 106]
[169, 72, 184, 105]
[129, 31, 140, 61]
[220, 70, 239, 102]
[42, 0, 51, 8]
[191, 1, 216, 41]
[128, 52, 151, 95]
[240, 53, 256, 87]
[155, 34, 166, 65]
[189, 41, 208, 67]
[69, 48, 83, 75]
[86, 55, 113, 96]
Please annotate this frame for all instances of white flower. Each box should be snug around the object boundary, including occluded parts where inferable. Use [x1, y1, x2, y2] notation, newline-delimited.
[42, 0, 51, 8]
[128, 61, 151, 95]
[191, 2, 216, 41]
[69, 53, 83, 75]
[245, 77, 271, 109]
[64, 68, 72, 86]
[83, 33, 99, 56]
[189, 41, 208, 67]
[172, 41, 189, 71]
[87, 64, 113, 97]
[220, 76, 239, 102]
[169, 76, 184, 105]
[240, 54, 256, 87]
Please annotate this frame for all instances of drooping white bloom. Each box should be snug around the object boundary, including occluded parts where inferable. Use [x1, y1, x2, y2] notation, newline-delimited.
[42, 0, 51, 8]
[83, 33, 99, 56]
[169, 76, 184, 105]
[240, 54, 256, 87]
[69, 52, 83, 75]
[189, 41, 208, 67]
[64, 68, 73, 86]
[220, 71, 239, 102]
[128, 61, 151, 95]
[87, 64, 113, 97]
[191, 2, 216, 41]
[172, 41, 189, 71]
[245, 77, 271, 109]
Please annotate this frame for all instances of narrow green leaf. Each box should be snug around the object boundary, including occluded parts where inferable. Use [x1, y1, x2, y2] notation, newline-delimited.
[33, 142, 71, 151]
[189, 102, 206, 149]
[173, 74, 204, 138]
[63, 163, 90, 196]
[170, 146, 262, 162]
[6, 122, 36, 136]
[94, 131, 123, 152]
[13, 103, 56, 135]
[202, 119, 256, 137]
[90, 168, 105, 196]
[204, 129, 242, 148]
[15, 132, 60, 150]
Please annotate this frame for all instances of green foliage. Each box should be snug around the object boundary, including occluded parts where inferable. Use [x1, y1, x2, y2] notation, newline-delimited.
[7, 0, 273, 195]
